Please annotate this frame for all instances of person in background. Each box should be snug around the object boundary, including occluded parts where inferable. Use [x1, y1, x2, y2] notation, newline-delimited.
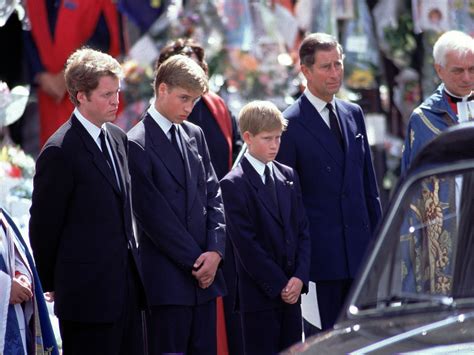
[128, 55, 226, 355]
[24, 0, 122, 147]
[29, 48, 146, 355]
[401, 30, 474, 172]
[399, 30, 474, 298]
[157, 37, 244, 354]
[276, 32, 382, 333]
[220, 100, 310, 353]
[0, 207, 58, 355]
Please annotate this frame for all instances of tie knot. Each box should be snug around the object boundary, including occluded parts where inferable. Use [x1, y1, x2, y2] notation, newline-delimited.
[264, 165, 272, 181]
[326, 102, 334, 112]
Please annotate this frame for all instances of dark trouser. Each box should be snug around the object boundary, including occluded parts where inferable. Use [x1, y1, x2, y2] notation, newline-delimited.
[222, 241, 244, 355]
[241, 303, 302, 354]
[59, 261, 145, 355]
[304, 279, 353, 337]
[147, 300, 217, 355]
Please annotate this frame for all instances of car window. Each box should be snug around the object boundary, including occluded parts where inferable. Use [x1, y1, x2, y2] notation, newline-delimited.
[351, 168, 474, 315]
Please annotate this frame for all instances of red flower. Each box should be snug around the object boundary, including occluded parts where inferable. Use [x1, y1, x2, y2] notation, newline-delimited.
[7, 164, 22, 178]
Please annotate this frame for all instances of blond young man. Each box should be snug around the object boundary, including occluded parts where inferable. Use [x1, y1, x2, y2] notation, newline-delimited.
[127, 55, 226, 354]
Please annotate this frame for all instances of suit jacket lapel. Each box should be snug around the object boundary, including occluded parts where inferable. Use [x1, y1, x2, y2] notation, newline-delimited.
[242, 158, 283, 225]
[71, 115, 121, 196]
[334, 99, 360, 178]
[178, 126, 200, 214]
[106, 126, 128, 200]
[299, 95, 344, 167]
[273, 165, 291, 227]
[144, 114, 186, 189]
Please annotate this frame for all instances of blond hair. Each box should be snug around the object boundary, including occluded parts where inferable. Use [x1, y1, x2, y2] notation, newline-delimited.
[238, 101, 287, 136]
[154, 54, 208, 95]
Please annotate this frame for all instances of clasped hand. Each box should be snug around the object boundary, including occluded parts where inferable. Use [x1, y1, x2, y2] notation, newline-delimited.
[281, 277, 303, 304]
[192, 251, 221, 289]
[10, 274, 33, 305]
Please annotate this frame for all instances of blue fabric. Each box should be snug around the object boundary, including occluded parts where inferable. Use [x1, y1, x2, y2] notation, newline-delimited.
[1, 209, 59, 355]
[0, 253, 24, 355]
[399, 87, 458, 295]
[401, 84, 458, 174]
[117, 0, 164, 33]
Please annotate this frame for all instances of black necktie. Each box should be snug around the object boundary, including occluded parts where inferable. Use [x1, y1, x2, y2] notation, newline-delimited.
[99, 129, 114, 170]
[264, 165, 278, 207]
[326, 103, 343, 147]
[99, 129, 120, 189]
[169, 125, 183, 160]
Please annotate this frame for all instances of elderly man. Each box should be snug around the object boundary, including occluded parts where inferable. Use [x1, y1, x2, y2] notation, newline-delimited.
[402, 30, 474, 171]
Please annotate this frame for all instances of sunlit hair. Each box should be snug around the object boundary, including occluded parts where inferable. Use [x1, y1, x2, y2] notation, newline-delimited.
[238, 100, 287, 136]
[65, 47, 122, 106]
[299, 32, 344, 67]
[433, 30, 474, 67]
[157, 38, 208, 74]
[154, 54, 208, 96]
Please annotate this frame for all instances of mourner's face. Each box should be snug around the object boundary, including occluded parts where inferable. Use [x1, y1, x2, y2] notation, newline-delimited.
[435, 50, 474, 97]
[244, 129, 282, 164]
[77, 75, 120, 127]
[155, 83, 201, 124]
[302, 48, 344, 102]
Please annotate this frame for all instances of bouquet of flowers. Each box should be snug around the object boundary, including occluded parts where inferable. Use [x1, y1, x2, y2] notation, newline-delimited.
[0, 145, 35, 200]
[0, 81, 33, 204]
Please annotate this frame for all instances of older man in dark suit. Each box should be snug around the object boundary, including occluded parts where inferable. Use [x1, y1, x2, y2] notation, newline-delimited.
[276, 33, 382, 333]
[127, 55, 226, 355]
[29, 48, 146, 355]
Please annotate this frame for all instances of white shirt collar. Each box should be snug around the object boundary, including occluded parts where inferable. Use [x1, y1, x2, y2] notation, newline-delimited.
[304, 88, 335, 113]
[74, 108, 103, 147]
[147, 99, 174, 135]
[444, 87, 473, 102]
[244, 152, 274, 182]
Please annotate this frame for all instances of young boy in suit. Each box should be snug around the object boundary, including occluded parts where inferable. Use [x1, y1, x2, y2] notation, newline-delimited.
[220, 101, 311, 353]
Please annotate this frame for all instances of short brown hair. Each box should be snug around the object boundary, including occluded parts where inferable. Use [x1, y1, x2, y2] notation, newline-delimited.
[154, 54, 208, 95]
[299, 33, 344, 67]
[157, 38, 208, 74]
[65, 47, 122, 106]
[238, 101, 287, 136]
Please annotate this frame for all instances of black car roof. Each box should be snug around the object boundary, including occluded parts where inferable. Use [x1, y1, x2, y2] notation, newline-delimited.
[407, 122, 474, 174]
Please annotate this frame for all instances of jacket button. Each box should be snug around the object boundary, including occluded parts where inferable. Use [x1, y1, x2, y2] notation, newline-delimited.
[326, 166, 331, 172]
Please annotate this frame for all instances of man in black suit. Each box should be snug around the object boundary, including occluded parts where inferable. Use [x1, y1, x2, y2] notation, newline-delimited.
[277, 33, 382, 333]
[127, 55, 226, 355]
[29, 48, 146, 355]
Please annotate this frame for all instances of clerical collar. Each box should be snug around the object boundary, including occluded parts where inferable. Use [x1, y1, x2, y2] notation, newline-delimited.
[444, 89, 473, 103]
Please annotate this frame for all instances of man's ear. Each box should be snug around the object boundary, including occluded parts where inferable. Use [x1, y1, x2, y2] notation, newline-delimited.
[158, 83, 169, 96]
[300, 64, 310, 79]
[242, 131, 252, 145]
[76, 91, 86, 105]
[434, 63, 443, 79]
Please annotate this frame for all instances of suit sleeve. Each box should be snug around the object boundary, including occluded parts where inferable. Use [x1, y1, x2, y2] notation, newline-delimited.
[358, 108, 382, 234]
[128, 140, 203, 270]
[29, 146, 74, 291]
[276, 123, 297, 169]
[292, 171, 311, 291]
[199, 129, 226, 258]
[220, 178, 288, 299]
